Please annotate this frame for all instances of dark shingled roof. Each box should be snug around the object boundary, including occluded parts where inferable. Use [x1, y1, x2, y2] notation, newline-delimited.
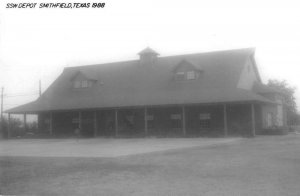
[6, 48, 274, 114]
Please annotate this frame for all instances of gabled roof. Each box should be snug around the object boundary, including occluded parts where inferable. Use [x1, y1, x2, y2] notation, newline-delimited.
[6, 48, 273, 114]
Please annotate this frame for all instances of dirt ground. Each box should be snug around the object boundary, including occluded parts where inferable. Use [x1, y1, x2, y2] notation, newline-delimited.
[1, 134, 300, 195]
[0, 137, 238, 157]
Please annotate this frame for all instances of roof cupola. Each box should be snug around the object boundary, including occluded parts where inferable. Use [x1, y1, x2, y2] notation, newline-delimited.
[138, 47, 159, 65]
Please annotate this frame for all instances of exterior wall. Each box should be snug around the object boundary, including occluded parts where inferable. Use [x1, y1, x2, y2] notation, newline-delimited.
[185, 105, 224, 136]
[96, 110, 115, 137]
[81, 111, 95, 137]
[117, 108, 145, 137]
[237, 58, 259, 90]
[147, 107, 183, 137]
[37, 103, 260, 138]
[52, 111, 78, 137]
[260, 93, 287, 128]
[226, 104, 261, 136]
[38, 112, 52, 134]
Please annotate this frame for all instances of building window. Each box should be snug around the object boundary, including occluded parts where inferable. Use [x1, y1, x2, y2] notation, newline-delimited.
[175, 71, 198, 81]
[175, 72, 185, 80]
[73, 80, 93, 89]
[171, 114, 181, 120]
[146, 115, 154, 121]
[171, 113, 181, 128]
[74, 81, 81, 88]
[72, 118, 79, 123]
[187, 71, 196, 80]
[199, 113, 211, 129]
[82, 80, 89, 88]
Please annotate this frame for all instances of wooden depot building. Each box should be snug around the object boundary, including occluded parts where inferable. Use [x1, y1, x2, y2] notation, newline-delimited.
[5, 48, 288, 138]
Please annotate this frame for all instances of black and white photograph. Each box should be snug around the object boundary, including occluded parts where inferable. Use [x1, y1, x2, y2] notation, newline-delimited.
[1, 0, 300, 195]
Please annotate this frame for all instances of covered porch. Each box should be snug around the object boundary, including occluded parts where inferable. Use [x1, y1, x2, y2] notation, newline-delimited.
[6, 102, 265, 138]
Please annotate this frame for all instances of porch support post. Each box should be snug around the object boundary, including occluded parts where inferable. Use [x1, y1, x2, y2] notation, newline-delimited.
[144, 107, 148, 136]
[251, 103, 256, 137]
[78, 111, 82, 130]
[223, 104, 228, 137]
[23, 113, 27, 133]
[93, 111, 97, 137]
[50, 112, 53, 135]
[37, 113, 40, 130]
[182, 106, 186, 136]
[115, 109, 118, 137]
[7, 113, 11, 138]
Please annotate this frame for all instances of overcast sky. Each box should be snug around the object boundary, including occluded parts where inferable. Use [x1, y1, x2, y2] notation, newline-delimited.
[0, 0, 300, 112]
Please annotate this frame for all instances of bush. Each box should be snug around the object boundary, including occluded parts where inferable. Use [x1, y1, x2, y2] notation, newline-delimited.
[0, 116, 38, 138]
[258, 126, 289, 135]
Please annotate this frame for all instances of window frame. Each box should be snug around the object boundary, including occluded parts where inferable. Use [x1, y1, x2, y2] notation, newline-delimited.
[81, 80, 89, 88]
[186, 71, 196, 80]
[199, 113, 211, 129]
[73, 80, 94, 89]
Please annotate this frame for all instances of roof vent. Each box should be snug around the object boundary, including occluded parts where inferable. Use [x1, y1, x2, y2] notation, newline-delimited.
[138, 47, 159, 65]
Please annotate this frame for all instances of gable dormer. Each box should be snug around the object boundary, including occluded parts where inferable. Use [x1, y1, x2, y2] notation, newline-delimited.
[138, 47, 159, 65]
[173, 59, 203, 81]
[70, 71, 97, 89]
[237, 55, 260, 90]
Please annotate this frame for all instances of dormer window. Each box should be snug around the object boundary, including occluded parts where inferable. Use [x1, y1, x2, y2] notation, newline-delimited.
[175, 71, 198, 81]
[71, 71, 97, 89]
[73, 80, 94, 89]
[175, 72, 185, 80]
[173, 59, 202, 81]
[74, 81, 81, 88]
[187, 71, 196, 80]
[82, 80, 89, 88]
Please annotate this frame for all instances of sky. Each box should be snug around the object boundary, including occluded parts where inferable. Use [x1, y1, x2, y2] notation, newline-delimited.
[0, 0, 300, 113]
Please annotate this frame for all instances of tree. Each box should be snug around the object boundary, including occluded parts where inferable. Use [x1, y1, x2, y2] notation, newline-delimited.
[267, 79, 300, 125]
[0, 116, 23, 138]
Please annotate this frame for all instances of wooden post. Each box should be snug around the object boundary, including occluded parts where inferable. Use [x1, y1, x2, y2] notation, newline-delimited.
[50, 112, 53, 135]
[37, 113, 40, 131]
[7, 113, 10, 138]
[94, 111, 97, 137]
[115, 109, 118, 137]
[251, 104, 256, 137]
[182, 106, 186, 136]
[78, 111, 82, 130]
[1, 87, 3, 134]
[144, 107, 148, 136]
[224, 104, 228, 137]
[23, 113, 27, 133]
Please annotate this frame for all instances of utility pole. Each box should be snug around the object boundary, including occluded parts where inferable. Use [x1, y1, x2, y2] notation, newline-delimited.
[1, 87, 3, 122]
[1, 87, 4, 137]
[39, 80, 42, 97]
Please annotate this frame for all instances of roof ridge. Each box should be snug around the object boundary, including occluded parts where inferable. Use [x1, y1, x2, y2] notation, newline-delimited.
[64, 47, 255, 70]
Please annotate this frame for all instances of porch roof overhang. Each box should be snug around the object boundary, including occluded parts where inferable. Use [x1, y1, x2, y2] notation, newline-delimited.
[5, 88, 275, 114]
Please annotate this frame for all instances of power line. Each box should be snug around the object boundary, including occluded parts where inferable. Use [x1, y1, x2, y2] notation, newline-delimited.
[3, 104, 22, 106]
[4, 93, 39, 98]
